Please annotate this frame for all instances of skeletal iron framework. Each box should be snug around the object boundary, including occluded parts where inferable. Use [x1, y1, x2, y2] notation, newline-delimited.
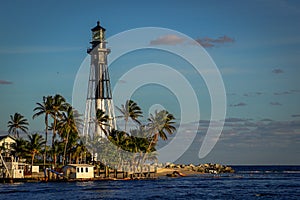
[83, 21, 116, 138]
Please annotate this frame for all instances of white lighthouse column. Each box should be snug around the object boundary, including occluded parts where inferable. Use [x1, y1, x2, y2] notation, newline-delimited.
[83, 21, 116, 162]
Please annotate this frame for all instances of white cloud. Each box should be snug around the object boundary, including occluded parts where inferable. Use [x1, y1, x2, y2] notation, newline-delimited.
[149, 34, 186, 45]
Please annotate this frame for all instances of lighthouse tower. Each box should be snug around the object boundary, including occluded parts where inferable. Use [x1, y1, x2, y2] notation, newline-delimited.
[83, 21, 116, 138]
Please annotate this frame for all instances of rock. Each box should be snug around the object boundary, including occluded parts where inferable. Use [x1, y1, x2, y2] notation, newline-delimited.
[184, 166, 193, 171]
[165, 163, 234, 174]
[224, 166, 235, 173]
[215, 163, 221, 169]
[165, 163, 175, 168]
[196, 167, 205, 173]
[208, 169, 218, 174]
[189, 164, 195, 168]
[203, 163, 210, 168]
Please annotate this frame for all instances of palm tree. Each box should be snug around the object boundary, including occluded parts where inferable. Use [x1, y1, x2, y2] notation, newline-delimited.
[11, 138, 28, 160]
[49, 140, 64, 166]
[27, 133, 45, 170]
[57, 105, 78, 165]
[148, 110, 176, 143]
[84, 134, 101, 164]
[33, 95, 53, 167]
[106, 129, 129, 167]
[7, 113, 29, 138]
[69, 140, 87, 164]
[116, 100, 143, 132]
[142, 110, 176, 164]
[96, 109, 109, 136]
[129, 126, 151, 153]
[129, 126, 154, 166]
[108, 129, 128, 150]
[72, 109, 83, 134]
[135, 151, 158, 165]
[50, 94, 67, 150]
[66, 131, 80, 164]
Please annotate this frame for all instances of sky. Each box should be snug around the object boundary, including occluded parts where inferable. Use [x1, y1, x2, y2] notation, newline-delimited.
[0, 0, 300, 165]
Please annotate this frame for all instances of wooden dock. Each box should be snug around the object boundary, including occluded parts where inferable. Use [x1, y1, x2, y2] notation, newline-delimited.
[93, 165, 157, 179]
[0, 165, 158, 183]
[44, 165, 157, 181]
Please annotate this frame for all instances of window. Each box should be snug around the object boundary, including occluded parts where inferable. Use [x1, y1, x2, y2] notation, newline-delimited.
[86, 168, 88, 173]
[81, 167, 83, 173]
[4, 142, 9, 149]
[77, 168, 79, 173]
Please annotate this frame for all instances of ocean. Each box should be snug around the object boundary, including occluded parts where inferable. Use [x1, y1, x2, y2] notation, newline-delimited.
[0, 165, 299, 199]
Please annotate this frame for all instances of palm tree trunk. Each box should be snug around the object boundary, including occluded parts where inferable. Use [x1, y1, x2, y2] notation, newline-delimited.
[63, 131, 70, 165]
[43, 130, 47, 168]
[54, 153, 57, 166]
[125, 120, 127, 132]
[69, 152, 72, 164]
[43, 117, 48, 169]
[76, 155, 79, 164]
[52, 116, 58, 167]
[52, 117, 57, 149]
[131, 153, 137, 167]
[141, 133, 157, 166]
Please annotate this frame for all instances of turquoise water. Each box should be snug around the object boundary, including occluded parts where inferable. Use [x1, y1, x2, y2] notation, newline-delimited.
[0, 166, 299, 199]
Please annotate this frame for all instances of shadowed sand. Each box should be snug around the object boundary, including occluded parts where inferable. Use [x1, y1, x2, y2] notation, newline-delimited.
[156, 168, 204, 177]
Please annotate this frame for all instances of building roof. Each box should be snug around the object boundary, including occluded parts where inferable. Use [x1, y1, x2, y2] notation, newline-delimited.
[91, 21, 106, 32]
[0, 134, 16, 141]
[63, 164, 94, 168]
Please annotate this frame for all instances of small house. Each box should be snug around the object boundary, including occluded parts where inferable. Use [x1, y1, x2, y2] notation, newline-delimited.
[0, 135, 16, 156]
[62, 164, 94, 179]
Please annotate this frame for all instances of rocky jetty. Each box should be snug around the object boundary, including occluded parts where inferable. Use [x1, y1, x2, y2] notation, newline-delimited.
[164, 163, 235, 174]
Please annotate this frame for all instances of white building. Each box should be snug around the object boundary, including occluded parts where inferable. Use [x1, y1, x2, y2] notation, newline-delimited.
[62, 164, 94, 179]
[0, 155, 26, 178]
[0, 135, 25, 178]
[0, 135, 16, 155]
[5, 161, 25, 178]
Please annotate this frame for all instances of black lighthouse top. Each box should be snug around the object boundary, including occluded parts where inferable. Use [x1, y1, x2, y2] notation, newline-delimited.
[91, 21, 106, 32]
[91, 21, 106, 42]
[88, 21, 106, 53]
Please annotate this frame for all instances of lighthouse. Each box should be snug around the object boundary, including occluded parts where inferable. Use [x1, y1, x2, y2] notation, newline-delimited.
[83, 21, 116, 138]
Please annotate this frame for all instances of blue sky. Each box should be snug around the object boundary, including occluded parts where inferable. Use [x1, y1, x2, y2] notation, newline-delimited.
[0, 0, 300, 164]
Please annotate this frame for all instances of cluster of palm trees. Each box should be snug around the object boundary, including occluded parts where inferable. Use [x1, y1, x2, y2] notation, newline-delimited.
[97, 100, 177, 167]
[5, 94, 88, 169]
[4, 95, 176, 170]
[10, 133, 45, 170]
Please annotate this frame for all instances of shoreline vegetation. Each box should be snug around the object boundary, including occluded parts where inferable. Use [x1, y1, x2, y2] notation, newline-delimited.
[1, 93, 234, 183]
